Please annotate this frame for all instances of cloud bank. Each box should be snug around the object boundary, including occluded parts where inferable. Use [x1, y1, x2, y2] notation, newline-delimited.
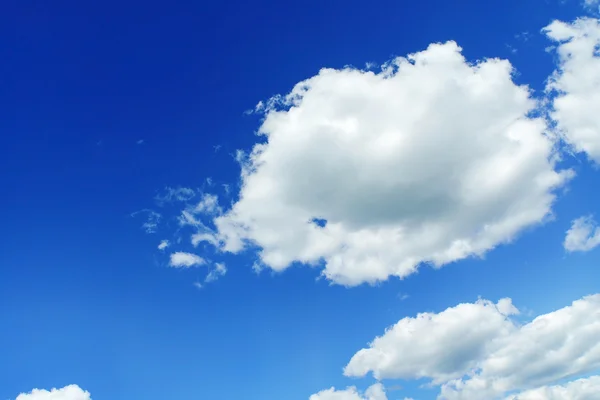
[342, 293, 600, 399]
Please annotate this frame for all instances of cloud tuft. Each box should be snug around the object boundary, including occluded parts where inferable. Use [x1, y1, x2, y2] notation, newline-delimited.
[169, 252, 206, 268]
[564, 215, 600, 252]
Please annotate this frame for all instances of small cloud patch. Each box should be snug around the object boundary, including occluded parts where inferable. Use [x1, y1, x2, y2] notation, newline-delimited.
[169, 252, 205, 268]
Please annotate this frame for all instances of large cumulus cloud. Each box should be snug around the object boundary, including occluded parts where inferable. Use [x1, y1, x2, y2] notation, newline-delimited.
[211, 41, 571, 285]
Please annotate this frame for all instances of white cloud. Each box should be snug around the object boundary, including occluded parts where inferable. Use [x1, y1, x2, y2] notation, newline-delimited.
[344, 298, 519, 383]
[205, 262, 227, 283]
[168, 252, 205, 268]
[545, 17, 600, 163]
[155, 186, 196, 205]
[564, 215, 600, 252]
[15, 385, 91, 400]
[504, 375, 600, 400]
[344, 293, 600, 400]
[131, 209, 161, 234]
[309, 383, 386, 400]
[158, 239, 170, 250]
[210, 41, 571, 286]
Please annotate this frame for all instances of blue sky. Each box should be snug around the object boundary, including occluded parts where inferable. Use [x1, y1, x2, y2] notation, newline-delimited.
[2, 1, 600, 399]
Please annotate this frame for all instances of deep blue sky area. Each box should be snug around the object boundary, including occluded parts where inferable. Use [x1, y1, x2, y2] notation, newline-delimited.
[1, 1, 599, 399]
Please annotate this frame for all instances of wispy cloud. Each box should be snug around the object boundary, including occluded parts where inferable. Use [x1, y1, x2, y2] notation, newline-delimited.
[193, 263, 227, 289]
[514, 31, 531, 41]
[205, 262, 227, 283]
[191, 232, 219, 247]
[178, 210, 206, 228]
[158, 240, 170, 250]
[176, 194, 222, 238]
[193, 194, 221, 215]
[505, 44, 518, 54]
[131, 209, 162, 234]
[155, 186, 196, 205]
[193, 281, 204, 289]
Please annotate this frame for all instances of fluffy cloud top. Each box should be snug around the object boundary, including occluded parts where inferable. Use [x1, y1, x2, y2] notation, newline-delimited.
[564, 215, 600, 252]
[15, 385, 91, 400]
[344, 298, 519, 383]
[345, 294, 600, 399]
[169, 252, 206, 268]
[309, 383, 386, 400]
[211, 40, 571, 286]
[545, 18, 600, 163]
[504, 375, 600, 400]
